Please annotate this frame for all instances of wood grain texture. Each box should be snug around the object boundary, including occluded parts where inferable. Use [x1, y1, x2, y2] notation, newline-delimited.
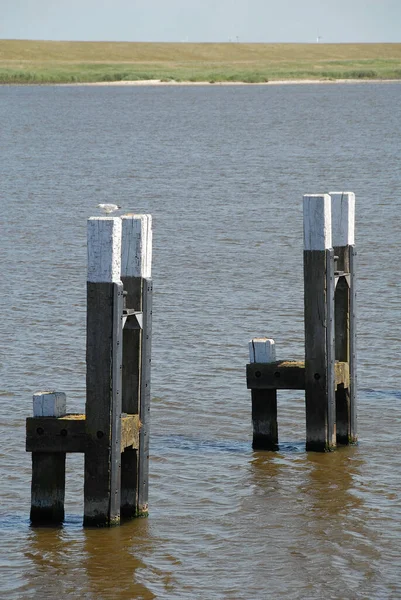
[249, 338, 276, 363]
[304, 249, 336, 451]
[303, 194, 332, 251]
[87, 217, 122, 283]
[26, 414, 139, 453]
[84, 281, 123, 526]
[349, 245, 357, 442]
[120, 276, 142, 518]
[137, 278, 152, 515]
[330, 192, 355, 247]
[30, 452, 66, 525]
[251, 389, 278, 450]
[32, 392, 66, 417]
[247, 360, 348, 391]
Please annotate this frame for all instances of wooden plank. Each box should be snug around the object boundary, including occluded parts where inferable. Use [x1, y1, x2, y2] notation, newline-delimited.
[137, 278, 153, 515]
[331, 191, 356, 444]
[120, 214, 152, 519]
[326, 247, 336, 447]
[303, 194, 336, 451]
[249, 338, 278, 450]
[247, 360, 348, 390]
[26, 414, 139, 453]
[330, 191, 355, 248]
[27, 414, 86, 453]
[109, 282, 124, 519]
[84, 217, 123, 527]
[349, 244, 357, 443]
[247, 361, 305, 390]
[304, 249, 336, 451]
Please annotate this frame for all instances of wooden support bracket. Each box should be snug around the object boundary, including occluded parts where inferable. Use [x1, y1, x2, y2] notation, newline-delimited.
[247, 360, 349, 391]
[26, 414, 140, 454]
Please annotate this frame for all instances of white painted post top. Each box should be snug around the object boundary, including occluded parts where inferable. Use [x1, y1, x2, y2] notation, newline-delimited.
[121, 214, 152, 278]
[330, 192, 355, 246]
[303, 194, 332, 250]
[249, 338, 276, 363]
[33, 391, 67, 417]
[87, 217, 122, 283]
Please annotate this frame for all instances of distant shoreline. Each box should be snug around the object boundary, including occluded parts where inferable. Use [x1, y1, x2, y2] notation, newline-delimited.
[2, 40, 401, 85]
[41, 78, 401, 87]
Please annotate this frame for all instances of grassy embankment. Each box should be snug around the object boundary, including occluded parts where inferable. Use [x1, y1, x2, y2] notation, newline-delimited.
[1, 40, 401, 84]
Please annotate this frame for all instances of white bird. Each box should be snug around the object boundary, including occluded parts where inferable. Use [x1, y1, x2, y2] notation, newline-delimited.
[98, 203, 121, 214]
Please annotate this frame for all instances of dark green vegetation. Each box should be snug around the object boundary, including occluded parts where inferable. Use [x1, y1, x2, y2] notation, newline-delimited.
[1, 40, 401, 83]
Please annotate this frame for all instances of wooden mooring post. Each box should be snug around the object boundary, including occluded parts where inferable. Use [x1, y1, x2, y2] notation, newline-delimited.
[26, 214, 153, 526]
[247, 192, 356, 452]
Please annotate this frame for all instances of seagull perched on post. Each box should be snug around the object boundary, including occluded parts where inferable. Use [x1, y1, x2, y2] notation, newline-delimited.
[97, 203, 121, 214]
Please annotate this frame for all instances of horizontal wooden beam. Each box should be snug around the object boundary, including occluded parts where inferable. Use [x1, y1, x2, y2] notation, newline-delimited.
[26, 414, 139, 453]
[247, 360, 349, 391]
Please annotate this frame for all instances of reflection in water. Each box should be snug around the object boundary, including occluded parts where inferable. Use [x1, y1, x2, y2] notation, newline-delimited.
[247, 444, 388, 598]
[304, 446, 364, 518]
[82, 519, 155, 600]
[24, 519, 156, 600]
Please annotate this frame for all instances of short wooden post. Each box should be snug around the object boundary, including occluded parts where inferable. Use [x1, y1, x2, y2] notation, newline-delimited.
[249, 338, 278, 450]
[303, 194, 336, 451]
[120, 214, 152, 518]
[30, 392, 67, 525]
[84, 217, 124, 526]
[331, 191, 357, 444]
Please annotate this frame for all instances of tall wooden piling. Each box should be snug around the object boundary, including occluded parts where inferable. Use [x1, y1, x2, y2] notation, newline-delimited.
[331, 192, 357, 443]
[303, 195, 336, 451]
[26, 212, 152, 526]
[120, 214, 152, 518]
[247, 191, 356, 452]
[29, 392, 67, 525]
[249, 338, 278, 450]
[84, 217, 124, 526]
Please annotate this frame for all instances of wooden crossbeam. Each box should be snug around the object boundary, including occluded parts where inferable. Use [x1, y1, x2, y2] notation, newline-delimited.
[246, 360, 349, 391]
[26, 414, 140, 454]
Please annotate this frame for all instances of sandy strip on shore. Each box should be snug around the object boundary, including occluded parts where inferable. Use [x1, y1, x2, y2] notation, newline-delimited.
[55, 78, 401, 87]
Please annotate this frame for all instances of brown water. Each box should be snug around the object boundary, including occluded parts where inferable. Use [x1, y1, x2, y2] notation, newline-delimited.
[1, 83, 401, 599]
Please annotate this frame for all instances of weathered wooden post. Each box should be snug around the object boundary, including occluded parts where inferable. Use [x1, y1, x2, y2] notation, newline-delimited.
[303, 194, 336, 451]
[120, 214, 152, 518]
[84, 217, 124, 526]
[247, 192, 356, 452]
[331, 192, 357, 444]
[249, 338, 278, 450]
[26, 213, 152, 526]
[29, 392, 67, 525]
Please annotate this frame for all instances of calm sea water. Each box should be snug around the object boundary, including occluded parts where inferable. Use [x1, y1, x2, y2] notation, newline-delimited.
[1, 82, 401, 599]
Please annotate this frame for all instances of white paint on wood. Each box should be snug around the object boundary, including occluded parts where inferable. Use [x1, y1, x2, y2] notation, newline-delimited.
[330, 192, 355, 246]
[121, 214, 152, 278]
[303, 194, 332, 250]
[87, 217, 122, 283]
[33, 391, 67, 417]
[249, 338, 276, 363]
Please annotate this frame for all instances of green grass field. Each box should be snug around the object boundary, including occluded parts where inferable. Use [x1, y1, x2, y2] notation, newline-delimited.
[1, 40, 401, 84]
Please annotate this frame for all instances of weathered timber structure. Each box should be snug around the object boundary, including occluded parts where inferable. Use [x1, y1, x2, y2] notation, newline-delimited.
[247, 192, 356, 452]
[26, 214, 153, 526]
